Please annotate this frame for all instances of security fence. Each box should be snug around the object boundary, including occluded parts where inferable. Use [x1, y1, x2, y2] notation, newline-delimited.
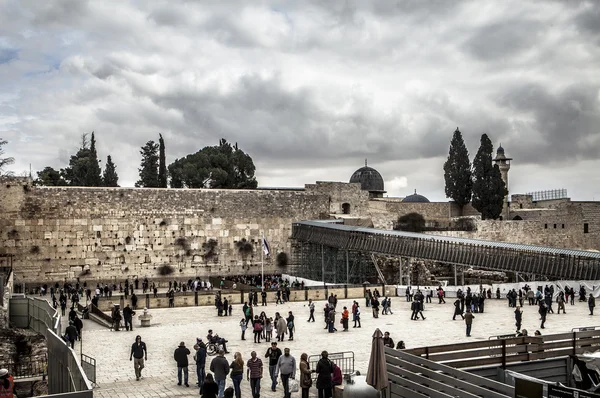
[5, 354, 47, 380]
[308, 351, 355, 380]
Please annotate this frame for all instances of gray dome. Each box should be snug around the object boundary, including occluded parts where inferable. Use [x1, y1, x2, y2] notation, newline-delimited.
[403, 190, 430, 203]
[350, 162, 385, 193]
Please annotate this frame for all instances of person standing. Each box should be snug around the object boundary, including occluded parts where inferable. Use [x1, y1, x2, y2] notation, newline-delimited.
[240, 318, 248, 341]
[261, 290, 267, 306]
[464, 309, 474, 337]
[65, 321, 78, 349]
[265, 342, 282, 391]
[210, 349, 230, 398]
[174, 341, 191, 387]
[246, 350, 263, 398]
[514, 306, 523, 333]
[307, 299, 315, 322]
[316, 351, 333, 398]
[341, 306, 349, 331]
[557, 292, 566, 314]
[0, 368, 15, 398]
[299, 353, 313, 398]
[383, 331, 394, 348]
[353, 304, 361, 328]
[131, 292, 138, 310]
[275, 348, 296, 398]
[286, 311, 295, 341]
[590, 293, 596, 315]
[201, 373, 219, 398]
[229, 352, 244, 398]
[453, 299, 464, 320]
[276, 314, 287, 342]
[130, 335, 147, 381]
[195, 338, 207, 392]
[539, 302, 548, 329]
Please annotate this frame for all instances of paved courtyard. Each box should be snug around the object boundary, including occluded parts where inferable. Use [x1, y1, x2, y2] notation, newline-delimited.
[80, 296, 596, 397]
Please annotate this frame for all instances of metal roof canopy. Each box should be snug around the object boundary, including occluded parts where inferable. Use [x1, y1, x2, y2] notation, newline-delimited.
[291, 220, 600, 281]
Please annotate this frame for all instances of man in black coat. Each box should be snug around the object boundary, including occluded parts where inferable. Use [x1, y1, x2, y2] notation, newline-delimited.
[65, 321, 78, 349]
[174, 341, 190, 387]
[316, 351, 333, 398]
[123, 304, 135, 331]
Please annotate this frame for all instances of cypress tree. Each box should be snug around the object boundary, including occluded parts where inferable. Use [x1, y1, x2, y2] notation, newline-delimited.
[443, 128, 472, 212]
[158, 134, 167, 188]
[102, 155, 119, 187]
[86, 132, 103, 186]
[472, 134, 506, 220]
[135, 140, 160, 187]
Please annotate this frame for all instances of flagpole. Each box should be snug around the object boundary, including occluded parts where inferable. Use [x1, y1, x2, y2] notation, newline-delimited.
[260, 231, 264, 291]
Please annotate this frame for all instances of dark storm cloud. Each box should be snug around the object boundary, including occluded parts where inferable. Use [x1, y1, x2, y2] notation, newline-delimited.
[463, 19, 542, 61]
[495, 82, 600, 163]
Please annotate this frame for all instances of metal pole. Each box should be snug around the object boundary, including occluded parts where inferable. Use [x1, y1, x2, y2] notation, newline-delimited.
[346, 250, 349, 284]
[454, 264, 457, 287]
[321, 244, 325, 286]
[260, 232, 264, 291]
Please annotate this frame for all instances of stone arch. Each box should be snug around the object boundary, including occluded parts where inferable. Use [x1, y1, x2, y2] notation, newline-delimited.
[512, 215, 523, 220]
[342, 203, 351, 214]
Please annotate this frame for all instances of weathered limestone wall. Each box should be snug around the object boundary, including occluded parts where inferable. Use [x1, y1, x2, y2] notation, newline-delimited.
[305, 181, 369, 216]
[368, 200, 478, 230]
[0, 177, 329, 283]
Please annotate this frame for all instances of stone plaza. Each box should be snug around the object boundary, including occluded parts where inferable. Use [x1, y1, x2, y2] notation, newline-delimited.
[76, 293, 597, 398]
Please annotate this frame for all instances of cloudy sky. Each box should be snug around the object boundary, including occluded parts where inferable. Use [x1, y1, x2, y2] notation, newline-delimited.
[1, 1, 599, 201]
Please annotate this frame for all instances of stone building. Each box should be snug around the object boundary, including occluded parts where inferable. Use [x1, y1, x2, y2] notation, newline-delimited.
[1, 155, 600, 284]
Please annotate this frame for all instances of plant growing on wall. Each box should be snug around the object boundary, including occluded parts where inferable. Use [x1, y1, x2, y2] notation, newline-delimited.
[394, 213, 426, 232]
[202, 239, 218, 261]
[7, 229, 19, 239]
[276, 252, 289, 267]
[236, 239, 253, 259]
[30, 246, 40, 254]
[158, 264, 174, 275]
[175, 237, 191, 251]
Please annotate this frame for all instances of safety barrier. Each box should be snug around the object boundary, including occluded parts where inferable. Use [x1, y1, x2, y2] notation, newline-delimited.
[308, 351, 355, 380]
[5, 354, 47, 380]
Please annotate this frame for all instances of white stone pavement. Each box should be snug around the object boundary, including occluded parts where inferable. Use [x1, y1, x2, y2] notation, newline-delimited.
[80, 297, 597, 398]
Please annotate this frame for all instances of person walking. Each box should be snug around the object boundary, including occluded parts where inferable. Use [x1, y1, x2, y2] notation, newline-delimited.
[307, 299, 315, 322]
[229, 352, 244, 398]
[240, 318, 248, 341]
[514, 306, 522, 333]
[265, 342, 282, 392]
[246, 350, 263, 398]
[316, 350, 334, 398]
[123, 304, 135, 331]
[590, 293, 596, 315]
[453, 299, 464, 320]
[276, 314, 287, 342]
[195, 338, 207, 392]
[539, 302, 547, 329]
[299, 353, 314, 398]
[210, 349, 230, 398]
[130, 335, 147, 381]
[174, 341, 190, 387]
[65, 321, 78, 348]
[464, 309, 474, 337]
[557, 292, 566, 314]
[275, 348, 296, 398]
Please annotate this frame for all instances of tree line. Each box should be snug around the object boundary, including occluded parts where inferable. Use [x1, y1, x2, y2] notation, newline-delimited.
[443, 128, 507, 220]
[33, 133, 258, 189]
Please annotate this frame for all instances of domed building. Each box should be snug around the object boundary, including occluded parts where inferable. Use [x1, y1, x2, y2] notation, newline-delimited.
[402, 190, 430, 203]
[349, 160, 386, 198]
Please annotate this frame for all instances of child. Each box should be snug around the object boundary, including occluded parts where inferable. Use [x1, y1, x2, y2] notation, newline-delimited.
[265, 317, 273, 342]
[228, 304, 233, 316]
[239, 318, 247, 341]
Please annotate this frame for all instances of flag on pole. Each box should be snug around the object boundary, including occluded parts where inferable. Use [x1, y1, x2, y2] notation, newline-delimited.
[262, 236, 270, 256]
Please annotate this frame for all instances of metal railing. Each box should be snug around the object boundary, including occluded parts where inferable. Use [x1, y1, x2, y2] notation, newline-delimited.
[81, 353, 97, 386]
[5, 354, 48, 380]
[308, 351, 355, 380]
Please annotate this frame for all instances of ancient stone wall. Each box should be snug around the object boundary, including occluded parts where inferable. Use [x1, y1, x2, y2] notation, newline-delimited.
[304, 181, 369, 216]
[0, 177, 329, 283]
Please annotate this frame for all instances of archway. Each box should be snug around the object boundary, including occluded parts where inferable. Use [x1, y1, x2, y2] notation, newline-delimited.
[512, 215, 523, 220]
[342, 203, 351, 214]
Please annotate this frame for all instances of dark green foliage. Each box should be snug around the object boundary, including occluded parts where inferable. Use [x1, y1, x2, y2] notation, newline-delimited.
[472, 134, 507, 220]
[55, 133, 104, 186]
[0, 138, 14, 174]
[168, 139, 258, 189]
[158, 264, 174, 275]
[34, 167, 67, 186]
[86, 132, 103, 186]
[136, 140, 160, 187]
[102, 155, 119, 187]
[158, 134, 167, 188]
[394, 212, 426, 232]
[443, 128, 472, 209]
[276, 252, 289, 267]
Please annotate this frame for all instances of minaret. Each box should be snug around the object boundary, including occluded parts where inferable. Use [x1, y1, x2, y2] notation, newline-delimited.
[493, 144, 512, 220]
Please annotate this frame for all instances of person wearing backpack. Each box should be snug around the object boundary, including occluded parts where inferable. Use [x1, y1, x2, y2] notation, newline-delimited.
[316, 351, 334, 398]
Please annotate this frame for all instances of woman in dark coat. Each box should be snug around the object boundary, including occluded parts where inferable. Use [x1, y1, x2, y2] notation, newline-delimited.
[315, 351, 333, 398]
